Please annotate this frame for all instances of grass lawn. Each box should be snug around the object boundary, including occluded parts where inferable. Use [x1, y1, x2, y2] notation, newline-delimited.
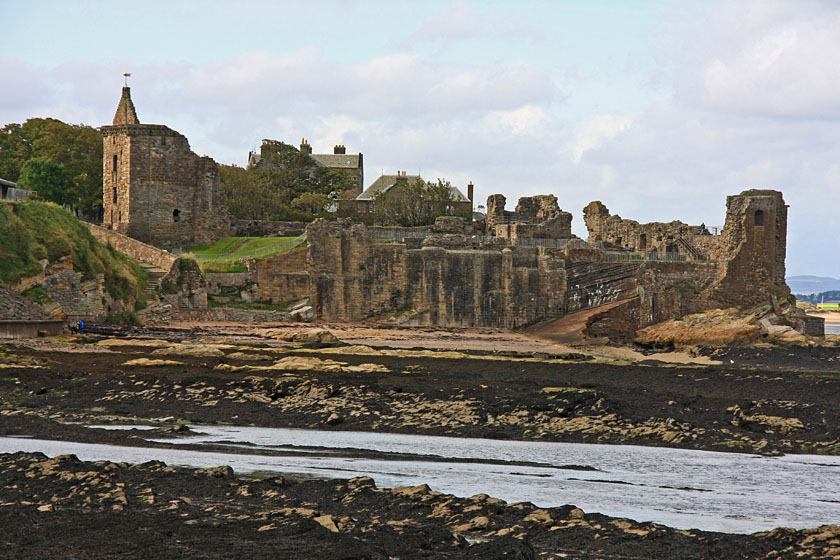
[185, 236, 304, 272]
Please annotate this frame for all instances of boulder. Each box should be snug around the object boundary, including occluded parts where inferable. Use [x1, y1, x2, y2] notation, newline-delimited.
[290, 305, 315, 322]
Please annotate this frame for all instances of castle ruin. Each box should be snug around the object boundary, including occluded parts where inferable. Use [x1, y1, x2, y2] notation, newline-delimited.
[254, 189, 820, 338]
[101, 87, 230, 248]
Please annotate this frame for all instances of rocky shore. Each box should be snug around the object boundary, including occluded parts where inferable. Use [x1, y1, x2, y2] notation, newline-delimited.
[2, 451, 838, 559]
[1, 324, 839, 558]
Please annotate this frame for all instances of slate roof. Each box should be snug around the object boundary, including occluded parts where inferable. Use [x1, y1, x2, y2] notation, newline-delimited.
[357, 174, 422, 201]
[248, 152, 361, 170]
[310, 154, 362, 169]
[357, 174, 470, 203]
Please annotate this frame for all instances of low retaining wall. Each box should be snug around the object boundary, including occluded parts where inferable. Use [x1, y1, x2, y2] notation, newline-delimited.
[173, 308, 291, 323]
[0, 320, 65, 339]
[84, 222, 178, 271]
[205, 272, 254, 288]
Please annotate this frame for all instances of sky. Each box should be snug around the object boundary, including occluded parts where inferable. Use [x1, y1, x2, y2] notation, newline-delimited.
[2, 0, 839, 277]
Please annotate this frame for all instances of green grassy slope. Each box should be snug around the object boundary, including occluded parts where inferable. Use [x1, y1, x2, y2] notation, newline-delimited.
[185, 236, 304, 272]
[0, 200, 147, 304]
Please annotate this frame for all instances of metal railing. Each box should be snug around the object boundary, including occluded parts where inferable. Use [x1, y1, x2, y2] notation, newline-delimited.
[603, 251, 714, 263]
[369, 229, 574, 248]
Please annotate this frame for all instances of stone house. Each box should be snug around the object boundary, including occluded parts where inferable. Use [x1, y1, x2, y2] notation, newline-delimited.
[100, 87, 230, 248]
[248, 139, 364, 196]
[354, 171, 473, 216]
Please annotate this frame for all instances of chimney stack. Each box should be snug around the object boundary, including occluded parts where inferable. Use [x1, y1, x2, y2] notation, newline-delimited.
[300, 139, 312, 155]
[334, 145, 346, 154]
[467, 182, 474, 205]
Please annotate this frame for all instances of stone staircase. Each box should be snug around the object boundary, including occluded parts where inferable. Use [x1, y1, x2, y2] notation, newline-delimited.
[677, 234, 705, 261]
[140, 263, 168, 295]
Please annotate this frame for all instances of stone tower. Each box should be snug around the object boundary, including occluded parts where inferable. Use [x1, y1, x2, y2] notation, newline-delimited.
[101, 87, 230, 248]
[715, 189, 790, 307]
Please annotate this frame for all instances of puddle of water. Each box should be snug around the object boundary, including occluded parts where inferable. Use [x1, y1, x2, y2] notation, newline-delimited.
[4, 426, 839, 535]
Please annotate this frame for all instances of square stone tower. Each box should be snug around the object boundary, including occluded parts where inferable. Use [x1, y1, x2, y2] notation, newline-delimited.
[101, 87, 230, 248]
[715, 189, 790, 307]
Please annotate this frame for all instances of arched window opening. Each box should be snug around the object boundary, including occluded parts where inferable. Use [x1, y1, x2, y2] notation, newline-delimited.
[754, 210, 764, 226]
[173, 209, 181, 223]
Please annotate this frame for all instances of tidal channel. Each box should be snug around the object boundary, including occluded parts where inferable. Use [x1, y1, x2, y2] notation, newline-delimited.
[2, 425, 838, 534]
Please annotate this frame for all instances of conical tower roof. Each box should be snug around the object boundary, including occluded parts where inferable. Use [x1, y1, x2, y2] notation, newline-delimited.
[112, 86, 139, 125]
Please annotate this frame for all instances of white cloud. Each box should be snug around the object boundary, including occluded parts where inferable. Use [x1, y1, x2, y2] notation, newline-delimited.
[402, 0, 484, 46]
[564, 115, 632, 164]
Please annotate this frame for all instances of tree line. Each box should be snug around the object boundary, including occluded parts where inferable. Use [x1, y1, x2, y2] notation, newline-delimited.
[1, 120, 469, 227]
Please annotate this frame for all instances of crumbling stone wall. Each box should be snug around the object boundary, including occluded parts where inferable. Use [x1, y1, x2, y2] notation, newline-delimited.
[486, 194, 573, 240]
[42, 269, 107, 320]
[304, 220, 626, 328]
[585, 191, 790, 339]
[0, 285, 47, 320]
[582, 201, 722, 259]
[101, 87, 230, 248]
[485, 194, 507, 233]
[430, 216, 477, 235]
[159, 259, 208, 310]
[263, 190, 792, 334]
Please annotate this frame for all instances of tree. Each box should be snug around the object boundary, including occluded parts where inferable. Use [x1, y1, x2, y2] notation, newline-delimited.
[17, 158, 68, 204]
[372, 178, 464, 227]
[0, 118, 103, 217]
[291, 192, 329, 216]
[219, 142, 355, 222]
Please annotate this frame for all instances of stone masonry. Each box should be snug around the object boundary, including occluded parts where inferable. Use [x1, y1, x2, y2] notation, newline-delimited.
[265, 189, 809, 334]
[583, 201, 719, 260]
[486, 194, 574, 240]
[101, 87, 230, 248]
